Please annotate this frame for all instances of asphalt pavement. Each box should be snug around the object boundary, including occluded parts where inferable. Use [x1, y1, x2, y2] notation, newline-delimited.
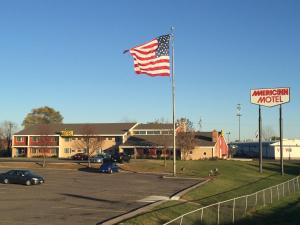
[0, 167, 199, 225]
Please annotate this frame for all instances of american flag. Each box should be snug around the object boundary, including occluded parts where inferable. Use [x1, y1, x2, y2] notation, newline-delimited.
[129, 35, 170, 76]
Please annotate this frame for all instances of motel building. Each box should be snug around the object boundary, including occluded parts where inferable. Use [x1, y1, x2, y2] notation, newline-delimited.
[231, 139, 300, 160]
[12, 123, 137, 158]
[120, 123, 229, 160]
[12, 122, 229, 160]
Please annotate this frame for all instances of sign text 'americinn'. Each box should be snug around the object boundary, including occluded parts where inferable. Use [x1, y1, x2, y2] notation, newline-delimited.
[250, 87, 290, 107]
[60, 130, 74, 137]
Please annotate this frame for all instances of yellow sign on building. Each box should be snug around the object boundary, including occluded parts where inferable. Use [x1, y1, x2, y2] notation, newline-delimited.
[61, 130, 74, 137]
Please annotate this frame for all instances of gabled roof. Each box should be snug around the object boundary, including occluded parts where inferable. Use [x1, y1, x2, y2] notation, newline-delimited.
[134, 123, 173, 130]
[121, 131, 217, 148]
[122, 135, 174, 147]
[14, 123, 137, 136]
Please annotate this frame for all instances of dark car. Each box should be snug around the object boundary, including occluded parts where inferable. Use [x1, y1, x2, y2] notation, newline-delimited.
[111, 152, 131, 163]
[71, 153, 88, 160]
[0, 170, 44, 186]
[99, 162, 119, 173]
[90, 155, 104, 163]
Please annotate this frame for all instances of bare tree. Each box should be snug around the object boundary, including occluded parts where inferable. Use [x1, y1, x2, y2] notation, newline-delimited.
[0, 128, 5, 150]
[73, 125, 104, 168]
[36, 125, 56, 168]
[177, 131, 196, 160]
[152, 117, 170, 124]
[0, 121, 18, 151]
[176, 117, 194, 132]
[157, 134, 172, 168]
[176, 117, 196, 160]
[262, 125, 276, 141]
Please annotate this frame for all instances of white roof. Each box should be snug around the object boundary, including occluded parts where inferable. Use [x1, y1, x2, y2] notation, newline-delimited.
[271, 139, 300, 146]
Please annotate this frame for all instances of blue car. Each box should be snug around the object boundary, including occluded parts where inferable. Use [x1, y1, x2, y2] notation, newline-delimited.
[99, 162, 119, 174]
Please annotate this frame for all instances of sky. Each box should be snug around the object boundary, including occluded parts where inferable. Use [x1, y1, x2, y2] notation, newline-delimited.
[0, 0, 299, 141]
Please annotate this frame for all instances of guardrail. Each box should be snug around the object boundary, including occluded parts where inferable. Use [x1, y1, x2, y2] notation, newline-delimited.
[163, 176, 300, 225]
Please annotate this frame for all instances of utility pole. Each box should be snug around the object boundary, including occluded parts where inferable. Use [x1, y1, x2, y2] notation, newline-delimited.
[198, 117, 202, 131]
[226, 132, 231, 143]
[236, 104, 242, 142]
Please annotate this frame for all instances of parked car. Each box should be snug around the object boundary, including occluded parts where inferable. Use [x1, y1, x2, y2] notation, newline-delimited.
[0, 170, 44, 186]
[90, 155, 104, 163]
[111, 152, 131, 163]
[71, 153, 88, 160]
[99, 162, 119, 173]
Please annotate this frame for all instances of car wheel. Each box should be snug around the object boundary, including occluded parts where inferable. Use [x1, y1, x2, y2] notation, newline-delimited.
[108, 169, 113, 174]
[25, 180, 31, 186]
[3, 178, 9, 184]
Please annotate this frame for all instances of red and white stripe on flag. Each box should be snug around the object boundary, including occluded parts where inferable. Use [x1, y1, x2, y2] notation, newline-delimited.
[129, 36, 170, 76]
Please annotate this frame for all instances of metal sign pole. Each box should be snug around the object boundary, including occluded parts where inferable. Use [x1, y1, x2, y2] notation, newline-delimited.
[259, 105, 263, 173]
[280, 104, 284, 176]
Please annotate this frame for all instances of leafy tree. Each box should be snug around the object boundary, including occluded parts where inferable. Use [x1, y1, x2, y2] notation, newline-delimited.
[22, 106, 63, 128]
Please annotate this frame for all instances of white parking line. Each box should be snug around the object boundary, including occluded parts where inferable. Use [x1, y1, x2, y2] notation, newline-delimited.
[51, 206, 126, 213]
[137, 195, 170, 203]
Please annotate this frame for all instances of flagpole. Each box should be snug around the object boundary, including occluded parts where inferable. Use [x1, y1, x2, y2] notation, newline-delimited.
[171, 27, 176, 176]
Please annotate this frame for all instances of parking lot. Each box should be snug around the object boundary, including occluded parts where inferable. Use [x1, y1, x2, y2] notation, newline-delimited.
[0, 167, 199, 225]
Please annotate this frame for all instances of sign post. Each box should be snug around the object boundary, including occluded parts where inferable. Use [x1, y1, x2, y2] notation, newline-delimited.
[280, 105, 283, 175]
[259, 105, 262, 173]
[250, 87, 290, 175]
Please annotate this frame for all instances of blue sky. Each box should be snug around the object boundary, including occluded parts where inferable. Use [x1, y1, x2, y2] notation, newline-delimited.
[0, 0, 299, 140]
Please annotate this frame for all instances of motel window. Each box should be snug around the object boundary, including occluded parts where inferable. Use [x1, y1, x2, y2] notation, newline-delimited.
[16, 137, 24, 142]
[31, 149, 37, 154]
[162, 131, 170, 135]
[64, 148, 71, 154]
[65, 138, 70, 142]
[32, 137, 40, 142]
[134, 131, 146, 135]
[147, 131, 161, 135]
[51, 148, 57, 154]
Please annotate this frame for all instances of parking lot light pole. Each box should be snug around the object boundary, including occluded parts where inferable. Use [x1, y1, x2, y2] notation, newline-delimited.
[237, 104, 242, 142]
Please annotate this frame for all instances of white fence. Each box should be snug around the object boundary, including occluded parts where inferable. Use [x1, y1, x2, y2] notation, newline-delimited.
[163, 176, 300, 225]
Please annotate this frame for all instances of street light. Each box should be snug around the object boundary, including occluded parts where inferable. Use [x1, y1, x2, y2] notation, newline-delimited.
[237, 104, 242, 142]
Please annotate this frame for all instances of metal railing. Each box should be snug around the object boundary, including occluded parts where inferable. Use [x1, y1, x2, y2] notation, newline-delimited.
[163, 176, 300, 225]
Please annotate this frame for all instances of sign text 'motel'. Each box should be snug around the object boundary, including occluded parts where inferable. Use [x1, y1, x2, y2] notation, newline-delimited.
[250, 87, 290, 107]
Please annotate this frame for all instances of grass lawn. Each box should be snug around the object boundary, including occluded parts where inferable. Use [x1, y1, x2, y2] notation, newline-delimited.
[236, 191, 300, 225]
[119, 159, 300, 225]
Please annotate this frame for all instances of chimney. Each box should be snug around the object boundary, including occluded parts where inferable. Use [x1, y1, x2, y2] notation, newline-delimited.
[212, 130, 218, 142]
